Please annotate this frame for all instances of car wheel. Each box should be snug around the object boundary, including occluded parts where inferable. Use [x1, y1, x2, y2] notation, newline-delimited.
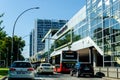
[76, 71, 80, 77]
[70, 71, 73, 76]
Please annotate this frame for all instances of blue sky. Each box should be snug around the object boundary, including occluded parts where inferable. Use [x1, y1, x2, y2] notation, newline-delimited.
[0, 0, 85, 58]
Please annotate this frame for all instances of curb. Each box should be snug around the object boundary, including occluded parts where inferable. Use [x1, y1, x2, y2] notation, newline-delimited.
[103, 77, 120, 80]
[1, 76, 7, 80]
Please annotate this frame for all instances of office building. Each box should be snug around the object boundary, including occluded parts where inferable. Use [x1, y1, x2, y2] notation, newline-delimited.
[29, 19, 68, 56]
[29, 29, 35, 57]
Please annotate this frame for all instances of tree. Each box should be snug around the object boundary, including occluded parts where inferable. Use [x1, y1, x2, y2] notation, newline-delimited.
[55, 31, 71, 49]
[0, 13, 6, 39]
[0, 13, 7, 67]
[12, 36, 25, 61]
[0, 13, 6, 53]
[0, 13, 25, 66]
[2, 36, 25, 66]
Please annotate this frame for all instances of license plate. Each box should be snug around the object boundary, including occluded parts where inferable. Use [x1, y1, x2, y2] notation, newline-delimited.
[84, 68, 89, 70]
[17, 71, 26, 74]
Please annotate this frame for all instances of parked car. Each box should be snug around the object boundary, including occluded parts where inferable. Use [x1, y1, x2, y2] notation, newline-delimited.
[8, 61, 35, 80]
[70, 62, 94, 77]
[37, 63, 54, 74]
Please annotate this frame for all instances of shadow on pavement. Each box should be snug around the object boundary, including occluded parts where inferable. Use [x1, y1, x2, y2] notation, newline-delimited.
[94, 72, 105, 78]
[36, 73, 63, 78]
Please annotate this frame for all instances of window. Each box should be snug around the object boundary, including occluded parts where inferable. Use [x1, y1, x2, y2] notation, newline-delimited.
[12, 62, 31, 68]
[55, 31, 71, 48]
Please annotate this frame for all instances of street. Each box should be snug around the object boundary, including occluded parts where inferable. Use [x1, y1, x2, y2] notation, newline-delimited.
[4, 73, 110, 80]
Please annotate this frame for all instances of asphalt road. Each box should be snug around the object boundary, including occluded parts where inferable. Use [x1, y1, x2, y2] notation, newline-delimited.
[4, 73, 119, 80]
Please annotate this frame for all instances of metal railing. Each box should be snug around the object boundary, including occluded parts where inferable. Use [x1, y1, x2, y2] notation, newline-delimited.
[94, 67, 120, 79]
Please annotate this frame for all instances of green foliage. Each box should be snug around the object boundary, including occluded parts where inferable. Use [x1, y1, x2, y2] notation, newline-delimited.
[73, 34, 81, 42]
[41, 52, 48, 58]
[0, 13, 25, 66]
[0, 13, 7, 54]
[50, 44, 54, 53]
[12, 36, 25, 61]
[0, 68, 8, 77]
[0, 13, 4, 26]
[55, 31, 71, 48]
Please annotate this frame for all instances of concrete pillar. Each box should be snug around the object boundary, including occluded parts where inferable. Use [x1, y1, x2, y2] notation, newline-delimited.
[93, 50, 96, 67]
[89, 47, 93, 64]
[89, 47, 96, 67]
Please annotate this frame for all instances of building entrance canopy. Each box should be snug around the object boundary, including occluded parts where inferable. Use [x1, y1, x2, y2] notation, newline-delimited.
[50, 37, 103, 57]
[71, 37, 103, 55]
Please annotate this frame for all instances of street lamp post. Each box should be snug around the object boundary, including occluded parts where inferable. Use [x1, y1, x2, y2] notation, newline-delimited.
[11, 7, 39, 64]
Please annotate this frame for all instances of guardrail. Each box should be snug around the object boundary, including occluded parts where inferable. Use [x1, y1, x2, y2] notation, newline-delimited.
[94, 67, 120, 79]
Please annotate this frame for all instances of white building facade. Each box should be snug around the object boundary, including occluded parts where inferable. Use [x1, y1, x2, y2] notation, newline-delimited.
[50, 0, 120, 67]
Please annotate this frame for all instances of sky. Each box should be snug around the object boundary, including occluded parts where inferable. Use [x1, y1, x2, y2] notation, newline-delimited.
[0, 0, 85, 58]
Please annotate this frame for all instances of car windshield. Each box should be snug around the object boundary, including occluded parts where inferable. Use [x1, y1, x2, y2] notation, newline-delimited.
[11, 62, 32, 68]
[41, 64, 51, 66]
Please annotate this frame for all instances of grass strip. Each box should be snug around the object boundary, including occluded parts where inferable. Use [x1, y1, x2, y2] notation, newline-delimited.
[0, 68, 8, 79]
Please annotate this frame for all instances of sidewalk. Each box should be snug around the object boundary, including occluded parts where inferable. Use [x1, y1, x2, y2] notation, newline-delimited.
[103, 77, 120, 80]
[0, 76, 7, 80]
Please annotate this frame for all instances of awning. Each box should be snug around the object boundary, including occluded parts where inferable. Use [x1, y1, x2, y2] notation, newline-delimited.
[50, 36, 103, 57]
[71, 36, 103, 55]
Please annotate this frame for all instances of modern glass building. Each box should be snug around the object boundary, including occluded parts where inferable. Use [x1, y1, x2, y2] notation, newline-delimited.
[29, 19, 68, 56]
[86, 0, 120, 67]
[50, 0, 120, 67]
[29, 29, 35, 57]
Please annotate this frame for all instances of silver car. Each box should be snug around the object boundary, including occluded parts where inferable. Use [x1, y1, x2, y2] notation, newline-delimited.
[8, 61, 35, 80]
[37, 63, 54, 74]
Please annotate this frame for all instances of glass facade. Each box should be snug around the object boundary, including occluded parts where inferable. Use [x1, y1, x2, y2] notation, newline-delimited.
[85, 0, 120, 67]
[72, 18, 88, 43]
[30, 19, 68, 56]
[53, 0, 120, 67]
[55, 30, 72, 49]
